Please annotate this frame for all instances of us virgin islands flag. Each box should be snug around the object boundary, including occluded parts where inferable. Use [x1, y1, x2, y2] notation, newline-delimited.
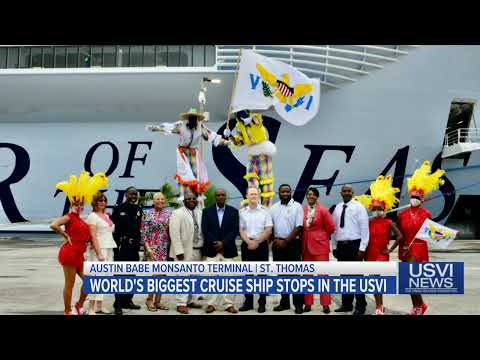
[231, 49, 320, 126]
[415, 218, 458, 249]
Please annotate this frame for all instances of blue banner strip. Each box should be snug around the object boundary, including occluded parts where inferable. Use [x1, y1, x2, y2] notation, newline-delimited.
[83, 275, 397, 295]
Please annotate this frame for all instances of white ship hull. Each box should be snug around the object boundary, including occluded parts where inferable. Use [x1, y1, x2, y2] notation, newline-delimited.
[1, 46, 480, 236]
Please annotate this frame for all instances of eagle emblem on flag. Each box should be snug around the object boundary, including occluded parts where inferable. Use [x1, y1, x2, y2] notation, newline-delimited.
[427, 223, 455, 242]
[256, 63, 314, 108]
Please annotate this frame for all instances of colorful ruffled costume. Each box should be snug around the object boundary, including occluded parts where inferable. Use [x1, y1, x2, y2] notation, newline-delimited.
[146, 108, 225, 200]
[226, 110, 277, 207]
[398, 161, 445, 262]
[355, 175, 400, 261]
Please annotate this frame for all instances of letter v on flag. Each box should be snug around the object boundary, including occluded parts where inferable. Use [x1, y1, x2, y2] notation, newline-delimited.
[231, 49, 320, 126]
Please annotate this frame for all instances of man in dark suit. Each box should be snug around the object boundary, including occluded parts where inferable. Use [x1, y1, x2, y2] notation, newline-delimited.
[201, 188, 239, 314]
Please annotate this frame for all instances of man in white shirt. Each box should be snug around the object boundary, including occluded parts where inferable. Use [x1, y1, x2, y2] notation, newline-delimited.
[331, 184, 370, 315]
[270, 184, 305, 314]
[239, 187, 273, 313]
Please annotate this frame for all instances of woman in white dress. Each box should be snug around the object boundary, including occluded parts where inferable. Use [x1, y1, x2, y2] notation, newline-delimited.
[85, 191, 117, 315]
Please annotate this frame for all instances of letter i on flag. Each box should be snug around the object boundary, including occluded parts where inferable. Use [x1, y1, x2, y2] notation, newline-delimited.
[414, 218, 459, 249]
[230, 49, 320, 126]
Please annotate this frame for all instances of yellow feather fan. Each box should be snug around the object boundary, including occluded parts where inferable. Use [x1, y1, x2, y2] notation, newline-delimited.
[407, 160, 445, 197]
[56, 171, 109, 205]
[355, 175, 400, 211]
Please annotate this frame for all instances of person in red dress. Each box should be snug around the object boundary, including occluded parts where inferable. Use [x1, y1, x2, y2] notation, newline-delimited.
[302, 187, 336, 314]
[397, 161, 445, 315]
[51, 171, 108, 315]
[356, 175, 403, 315]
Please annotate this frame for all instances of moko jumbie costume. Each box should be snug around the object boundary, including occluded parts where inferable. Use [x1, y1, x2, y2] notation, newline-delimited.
[146, 108, 227, 201]
[225, 110, 277, 207]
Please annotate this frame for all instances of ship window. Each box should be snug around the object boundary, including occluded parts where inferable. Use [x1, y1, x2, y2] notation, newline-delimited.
[91, 46, 103, 67]
[193, 45, 205, 66]
[443, 101, 477, 158]
[54, 47, 66, 68]
[0, 45, 217, 69]
[167, 45, 181, 66]
[143, 45, 154, 66]
[43, 47, 54, 68]
[118, 46, 130, 67]
[181, 45, 193, 66]
[130, 46, 143, 67]
[19, 47, 31, 68]
[444, 101, 476, 141]
[205, 45, 215, 66]
[155, 45, 167, 66]
[7, 47, 19, 68]
[67, 47, 78, 68]
[79, 46, 91, 67]
[31, 47, 43, 67]
[0, 48, 6, 68]
[103, 46, 116, 67]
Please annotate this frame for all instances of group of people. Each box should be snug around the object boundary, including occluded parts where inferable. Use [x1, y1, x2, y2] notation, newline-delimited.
[50, 159, 444, 316]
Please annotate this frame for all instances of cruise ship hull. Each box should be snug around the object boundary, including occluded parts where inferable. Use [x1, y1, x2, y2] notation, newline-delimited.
[1, 46, 480, 235]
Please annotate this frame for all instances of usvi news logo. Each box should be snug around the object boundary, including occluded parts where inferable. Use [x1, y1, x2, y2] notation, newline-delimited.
[398, 262, 464, 294]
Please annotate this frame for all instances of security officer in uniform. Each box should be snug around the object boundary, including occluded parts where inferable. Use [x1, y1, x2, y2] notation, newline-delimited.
[111, 186, 143, 315]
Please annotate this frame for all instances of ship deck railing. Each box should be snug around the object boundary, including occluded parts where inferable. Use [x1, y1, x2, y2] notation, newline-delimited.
[443, 128, 480, 158]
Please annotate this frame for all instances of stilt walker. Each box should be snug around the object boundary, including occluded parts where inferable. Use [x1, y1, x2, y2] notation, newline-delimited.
[225, 110, 277, 207]
[146, 108, 230, 207]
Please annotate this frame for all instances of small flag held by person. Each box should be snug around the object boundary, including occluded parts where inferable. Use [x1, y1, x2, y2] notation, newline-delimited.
[414, 218, 458, 249]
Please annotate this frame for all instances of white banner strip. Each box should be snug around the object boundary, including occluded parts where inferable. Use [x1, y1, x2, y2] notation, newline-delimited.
[84, 261, 398, 276]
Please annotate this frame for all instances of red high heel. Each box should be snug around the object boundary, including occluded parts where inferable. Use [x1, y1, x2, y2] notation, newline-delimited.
[421, 303, 428, 315]
[75, 302, 84, 315]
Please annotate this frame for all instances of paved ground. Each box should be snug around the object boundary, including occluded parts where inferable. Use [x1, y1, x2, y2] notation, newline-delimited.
[0, 233, 478, 315]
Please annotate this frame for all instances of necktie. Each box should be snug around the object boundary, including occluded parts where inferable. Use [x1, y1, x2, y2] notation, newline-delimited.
[190, 210, 200, 246]
[340, 204, 347, 228]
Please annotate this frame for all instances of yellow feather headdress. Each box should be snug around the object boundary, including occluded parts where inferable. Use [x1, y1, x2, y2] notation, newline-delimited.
[56, 171, 109, 205]
[355, 175, 400, 211]
[407, 160, 445, 198]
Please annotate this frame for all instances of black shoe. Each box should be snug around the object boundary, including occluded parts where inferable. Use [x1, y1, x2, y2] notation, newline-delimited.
[273, 304, 291, 312]
[123, 302, 141, 310]
[334, 306, 353, 313]
[294, 306, 303, 314]
[303, 305, 312, 313]
[239, 304, 254, 312]
[353, 309, 366, 315]
[257, 305, 266, 313]
[114, 307, 123, 315]
[187, 302, 202, 309]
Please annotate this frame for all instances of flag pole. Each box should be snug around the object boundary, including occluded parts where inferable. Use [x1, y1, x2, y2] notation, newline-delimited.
[225, 47, 243, 132]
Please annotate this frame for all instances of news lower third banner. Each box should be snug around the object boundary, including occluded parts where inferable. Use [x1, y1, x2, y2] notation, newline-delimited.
[83, 261, 464, 295]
